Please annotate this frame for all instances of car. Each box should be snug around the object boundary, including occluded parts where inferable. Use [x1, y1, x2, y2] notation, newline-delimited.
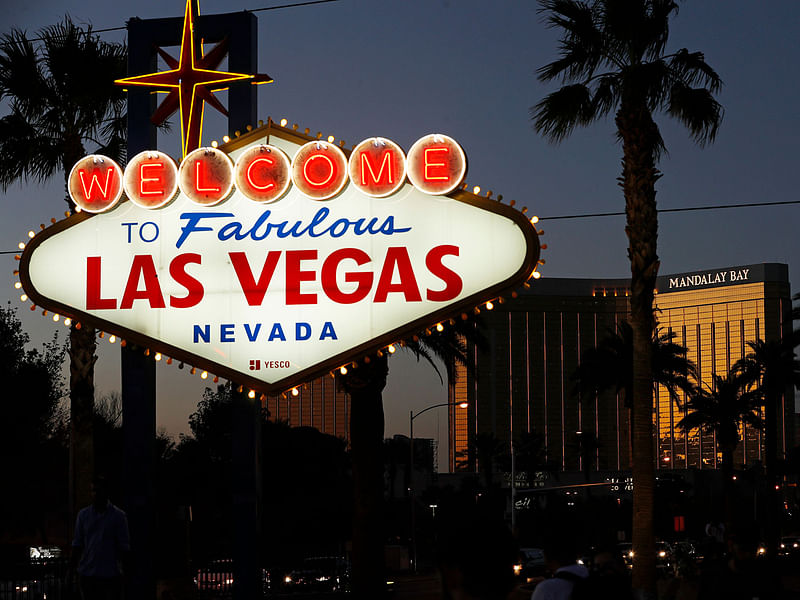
[194, 559, 235, 594]
[193, 559, 270, 596]
[779, 536, 800, 559]
[515, 547, 546, 580]
[283, 556, 350, 592]
[617, 542, 673, 572]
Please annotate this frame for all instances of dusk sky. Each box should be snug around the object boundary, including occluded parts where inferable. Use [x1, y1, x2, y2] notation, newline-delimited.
[2, 0, 798, 468]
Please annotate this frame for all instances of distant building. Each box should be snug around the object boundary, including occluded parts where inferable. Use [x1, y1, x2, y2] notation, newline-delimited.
[264, 376, 350, 440]
[448, 263, 795, 474]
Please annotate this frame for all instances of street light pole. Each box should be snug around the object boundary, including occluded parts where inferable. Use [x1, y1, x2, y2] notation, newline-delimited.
[409, 401, 467, 573]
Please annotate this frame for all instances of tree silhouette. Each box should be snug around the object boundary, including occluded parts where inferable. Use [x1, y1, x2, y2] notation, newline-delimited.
[0, 305, 66, 545]
[338, 318, 483, 597]
[678, 372, 762, 527]
[0, 19, 127, 516]
[533, 3, 723, 587]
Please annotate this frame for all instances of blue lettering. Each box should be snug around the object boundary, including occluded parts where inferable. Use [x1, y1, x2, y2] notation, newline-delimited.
[177, 212, 234, 249]
[175, 208, 411, 248]
[244, 323, 261, 342]
[319, 321, 337, 340]
[220, 323, 235, 342]
[268, 323, 286, 341]
[296, 322, 312, 341]
[193, 324, 210, 343]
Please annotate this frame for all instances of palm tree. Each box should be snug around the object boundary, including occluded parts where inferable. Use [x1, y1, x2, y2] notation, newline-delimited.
[732, 336, 800, 554]
[734, 339, 800, 481]
[338, 319, 483, 597]
[574, 321, 698, 407]
[533, 2, 722, 594]
[0, 19, 127, 517]
[678, 372, 762, 527]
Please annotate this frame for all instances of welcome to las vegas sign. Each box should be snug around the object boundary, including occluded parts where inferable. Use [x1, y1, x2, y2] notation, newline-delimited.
[18, 121, 540, 394]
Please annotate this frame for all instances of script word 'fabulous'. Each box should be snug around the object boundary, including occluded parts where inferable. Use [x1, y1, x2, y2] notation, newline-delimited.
[67, 134, 467, 213]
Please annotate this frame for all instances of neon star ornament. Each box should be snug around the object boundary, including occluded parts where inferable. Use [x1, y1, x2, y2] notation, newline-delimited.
[115, 0, 272, 157]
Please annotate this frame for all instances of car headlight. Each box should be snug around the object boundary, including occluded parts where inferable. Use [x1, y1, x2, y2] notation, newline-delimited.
[284, 575, 292, 584]
[513, 564, 522, 576]
[659, 551, 666, 558]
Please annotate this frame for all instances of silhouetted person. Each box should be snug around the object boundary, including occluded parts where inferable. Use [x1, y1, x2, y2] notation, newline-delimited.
[530, 534, 588, 600]
[71, 476, 130, 600]
[436, 503, 518, 600]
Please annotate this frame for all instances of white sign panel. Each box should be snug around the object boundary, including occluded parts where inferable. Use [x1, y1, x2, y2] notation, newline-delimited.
[21, 125, 538, 393]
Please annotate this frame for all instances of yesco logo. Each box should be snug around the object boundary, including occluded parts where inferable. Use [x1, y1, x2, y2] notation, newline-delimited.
[67, 134, 466, 213]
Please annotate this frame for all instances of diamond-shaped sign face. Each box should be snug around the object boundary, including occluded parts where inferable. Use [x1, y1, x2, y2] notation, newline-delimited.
[20, 122, 539, 394]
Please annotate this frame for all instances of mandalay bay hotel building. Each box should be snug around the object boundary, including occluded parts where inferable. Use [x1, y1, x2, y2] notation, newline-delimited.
[447, 263, 796, 474]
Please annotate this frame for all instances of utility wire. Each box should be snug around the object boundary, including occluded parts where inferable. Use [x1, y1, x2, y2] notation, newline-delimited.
[539, 199, 800, 221]
[19, 0, 342, 41]
[3, 199, 798, 257]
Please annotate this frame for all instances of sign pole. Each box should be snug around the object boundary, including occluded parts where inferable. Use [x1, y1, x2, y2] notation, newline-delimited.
[123, 9, 261, 599]
[123, 16, 159, 600]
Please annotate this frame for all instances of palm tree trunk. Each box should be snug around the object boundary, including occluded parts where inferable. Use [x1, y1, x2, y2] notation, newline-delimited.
[617, 98, 661, 599]
[68, 322, 96, 519]
[720, 446, 735, 531]
[343, 355, 389, 598]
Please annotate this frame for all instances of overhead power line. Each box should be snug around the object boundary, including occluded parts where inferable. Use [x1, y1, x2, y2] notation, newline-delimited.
[19, 0, 342, 41]
[3, 199, 798, 256]
[539, 199, 800, 221]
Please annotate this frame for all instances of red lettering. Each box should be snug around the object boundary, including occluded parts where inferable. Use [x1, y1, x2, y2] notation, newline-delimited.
[169, 253, 204, 308]
[230, 251, 281, 306]
[120, 255, 166, 309]
[86, 256, 117, 310]
[374, 247, 422, 302]
[291, 141, 348, 200]
[246, 156, 276, 191]
[426, 245, 462, 301]
[321, 248, 373, 304]
[79, 167, 117, 200]
[360, 150, 394, 185]
[195, 160, 220, 193]
[286, 250, 318, 305]
[423, 147, 449, 181]
[303, 154, 335, 187]
[140, 162, 165, 196]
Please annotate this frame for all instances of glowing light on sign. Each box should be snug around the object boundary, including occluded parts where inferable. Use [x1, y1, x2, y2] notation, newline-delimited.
[291, 141, 348, 200]
[234, 145, 291, 203]
[179, 147, 234, 206]
[124, 151, 179, 209]
[68, 155, 124, 213]
[348, 138, 407, 198]
[406, 133, 466, 195]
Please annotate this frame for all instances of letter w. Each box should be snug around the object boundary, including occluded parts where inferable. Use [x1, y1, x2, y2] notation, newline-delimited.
[230, 251, 281, 306]
[79, 167, 116, 200]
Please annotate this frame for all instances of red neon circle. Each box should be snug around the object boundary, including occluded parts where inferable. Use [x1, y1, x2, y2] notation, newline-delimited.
[291, 141, 348, 200]
[68, 155, 124, 213]
[406, 133, 467, 195]
[234, 145, 291, 203]
[124, 151, 179, 209]
[348, 137, 407, 198]
[179, 147, 235, 206]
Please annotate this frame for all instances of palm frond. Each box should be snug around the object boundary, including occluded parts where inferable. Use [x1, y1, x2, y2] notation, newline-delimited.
[668, 83, 724, 146]
[531, 84, 596, 142]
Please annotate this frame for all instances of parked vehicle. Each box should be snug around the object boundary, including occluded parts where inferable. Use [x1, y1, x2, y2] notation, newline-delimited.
[282, 556, 350, 592]
[779, 536, 800, 559]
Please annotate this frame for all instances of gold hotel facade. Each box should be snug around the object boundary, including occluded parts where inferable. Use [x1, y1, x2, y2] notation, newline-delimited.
[448, 263, 795, 474]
